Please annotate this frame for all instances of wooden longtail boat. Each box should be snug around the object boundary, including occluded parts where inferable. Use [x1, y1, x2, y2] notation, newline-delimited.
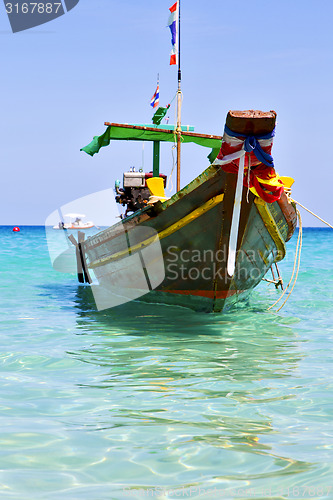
[79, 110, 297, 313]
[75, 3, 296, 313]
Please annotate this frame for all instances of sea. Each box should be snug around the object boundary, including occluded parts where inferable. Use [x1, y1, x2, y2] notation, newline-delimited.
[1, 226, 333, 500]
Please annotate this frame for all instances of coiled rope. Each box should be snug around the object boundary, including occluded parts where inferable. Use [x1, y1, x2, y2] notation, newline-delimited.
[268, 209, 303, 312]
[268, 196, 333, 311]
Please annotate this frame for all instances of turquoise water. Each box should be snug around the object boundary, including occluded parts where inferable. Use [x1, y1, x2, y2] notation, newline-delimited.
[1, 226, 333, 500]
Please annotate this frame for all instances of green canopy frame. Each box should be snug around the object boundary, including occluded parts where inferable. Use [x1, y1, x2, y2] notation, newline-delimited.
[81, 123, 223, 175]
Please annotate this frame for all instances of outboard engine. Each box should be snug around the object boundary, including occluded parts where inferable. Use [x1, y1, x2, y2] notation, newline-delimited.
[115, 167, 167, 217]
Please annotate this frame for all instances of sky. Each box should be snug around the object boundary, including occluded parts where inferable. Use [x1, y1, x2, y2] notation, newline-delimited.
[1, 0, 333, 227]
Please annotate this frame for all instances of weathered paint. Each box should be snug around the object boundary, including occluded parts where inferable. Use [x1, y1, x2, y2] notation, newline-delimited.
[89, 193, 224, 269]
[254, 197, 286, 261]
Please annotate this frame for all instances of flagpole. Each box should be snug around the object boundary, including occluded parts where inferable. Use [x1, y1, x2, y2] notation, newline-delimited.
[176, 0, 181, 192]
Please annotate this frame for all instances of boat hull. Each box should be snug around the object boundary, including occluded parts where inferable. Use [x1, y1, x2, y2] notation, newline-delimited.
[82, 164, 296, 313]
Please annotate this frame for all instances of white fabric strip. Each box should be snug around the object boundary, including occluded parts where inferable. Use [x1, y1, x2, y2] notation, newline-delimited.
[227, 152, 245, 277]
[213, 149, 245, 166]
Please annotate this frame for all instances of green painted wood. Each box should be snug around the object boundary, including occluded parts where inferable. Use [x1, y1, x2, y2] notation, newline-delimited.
[153, 141, 160, 177]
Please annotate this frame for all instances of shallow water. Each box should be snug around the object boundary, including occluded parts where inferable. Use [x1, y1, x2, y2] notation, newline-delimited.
[1, 226, 333, 499]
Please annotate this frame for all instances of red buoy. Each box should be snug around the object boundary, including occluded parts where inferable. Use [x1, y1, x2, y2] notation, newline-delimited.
[13, 227, 20, 232]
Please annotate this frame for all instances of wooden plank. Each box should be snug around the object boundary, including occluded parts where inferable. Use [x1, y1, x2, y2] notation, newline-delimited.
[103, 122, 222, 141]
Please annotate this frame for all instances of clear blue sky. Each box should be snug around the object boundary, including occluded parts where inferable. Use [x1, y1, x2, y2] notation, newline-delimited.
[1, 0, 332, 226]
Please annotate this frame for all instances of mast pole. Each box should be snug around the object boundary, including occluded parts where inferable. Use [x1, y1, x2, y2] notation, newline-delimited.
[176, 0, 181, 192]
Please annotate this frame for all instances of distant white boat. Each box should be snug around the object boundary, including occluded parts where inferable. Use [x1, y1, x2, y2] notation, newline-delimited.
[53, 213, 94, 230]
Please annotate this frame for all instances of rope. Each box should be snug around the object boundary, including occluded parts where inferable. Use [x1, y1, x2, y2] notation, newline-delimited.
[172, 91, 184, 136]
[169, 91, 178, 106]
[263, 277, 283, 287]
[268, 209, 303, 312]
[168, 92, 184, 193]
[284, 187, 292, 201]
[167, 143, 177, 192]
[263, 264, 283, 289]
[267, 196, 332, 312]
[291, 199, 333, 229]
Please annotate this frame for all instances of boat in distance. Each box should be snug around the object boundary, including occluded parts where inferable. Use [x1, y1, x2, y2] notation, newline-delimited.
[53, 213, 95, 230]
[77, 109, 297, 313]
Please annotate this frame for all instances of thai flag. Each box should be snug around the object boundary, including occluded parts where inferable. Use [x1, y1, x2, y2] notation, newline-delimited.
[168, 1, 178, 65]
[150, 84, 160, 108]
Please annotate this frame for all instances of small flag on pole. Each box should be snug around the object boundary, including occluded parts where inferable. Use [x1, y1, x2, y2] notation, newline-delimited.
[150, 82, 160, 108]
[168, 1, 178, 66]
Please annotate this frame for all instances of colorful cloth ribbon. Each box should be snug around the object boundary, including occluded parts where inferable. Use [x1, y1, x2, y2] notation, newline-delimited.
[222, 163, 284, 204]
[224, 125, 275, 168]
[214, 126, 284, 203]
